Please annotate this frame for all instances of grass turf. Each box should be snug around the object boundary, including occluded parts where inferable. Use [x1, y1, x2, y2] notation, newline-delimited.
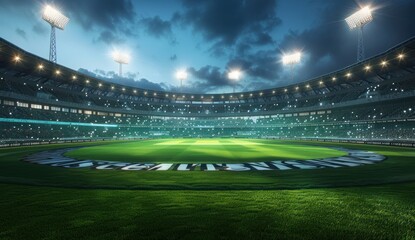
[65, 138, 346, 163]
[0, 140, 414, 239]
[0, 182, 414, 240]
[0, 140, 414, 190]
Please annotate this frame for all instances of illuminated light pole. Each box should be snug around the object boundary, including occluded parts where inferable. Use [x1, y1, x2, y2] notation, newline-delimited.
[345, 6, 373, 62]
[282, 52, 301, 81]
[42, 5, 69, 63]
[228, 69, 242, 93]
[112, 51, 130, 77]
[175, 69, 188, 92]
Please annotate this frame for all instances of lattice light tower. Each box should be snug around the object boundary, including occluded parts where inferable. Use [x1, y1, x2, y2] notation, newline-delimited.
[112, 51, 130, 77]
[42, 5, 69, 63]
[228, 69, 242, 93]
[282, 52, 301, 81]
[175, 69, 188, 91]
[345, 6, 373, 62]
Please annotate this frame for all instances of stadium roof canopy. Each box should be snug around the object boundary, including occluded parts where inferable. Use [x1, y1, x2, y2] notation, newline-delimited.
[0, 37, 414, 103]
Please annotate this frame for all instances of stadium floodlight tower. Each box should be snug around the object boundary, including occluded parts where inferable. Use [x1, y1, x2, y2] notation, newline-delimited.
[282, 52, 301, 81]
[175, 69, 188, 91]
[42, 5, 69, 64]
[345, 6, 373, 62]
[228, 69, 242, 93]
[112, 51, 130, 77]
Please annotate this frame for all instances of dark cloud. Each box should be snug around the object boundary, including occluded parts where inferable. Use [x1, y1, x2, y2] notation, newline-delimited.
[174, 0, 281, 57]
[15, 28, 27, 40]
[32, 23, 48, 36]
[55, 0, 136, 32]
[177, 0, 281, 45]
[96, 30, 125, 45]
[140, 16, 174, 39]
[78, 68, 165, 91]
[229, 49, 281, 81]
[170, 54, 177, 61]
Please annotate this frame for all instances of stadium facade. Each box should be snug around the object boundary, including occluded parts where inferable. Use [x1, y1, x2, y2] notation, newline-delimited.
[0, 37, 414, 145]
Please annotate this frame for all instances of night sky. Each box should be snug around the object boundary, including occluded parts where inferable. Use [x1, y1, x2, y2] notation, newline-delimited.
[1, 0, 414, 93]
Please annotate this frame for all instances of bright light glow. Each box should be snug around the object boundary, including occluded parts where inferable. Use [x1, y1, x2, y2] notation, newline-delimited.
[282, 52, 301, 65]
[319, 81, 323, 85]
[381, 61, 387, 66]
[345, 6, 373, 30]
[55, 70, 60, 75]
[98, 83, 102, 87]
[112, 51, 130, 64]
[365, 65, 371, 70]
[72, 75, 77, 80]
[228, 69, 242, 81]
[175, 69, 188, 80]
[85, 79, 90, 83]
[42, 5, 69, 30]
[398, 54, 404, 59]
[332, 77, 337, 81]
[38, 64, 44, 70]
[13, 56, 21, 62]
[306, 84, 310, 88]
[346, 72, 352, 77]
[134, 90, 137, 94]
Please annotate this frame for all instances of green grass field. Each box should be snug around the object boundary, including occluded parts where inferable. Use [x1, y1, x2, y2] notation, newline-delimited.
[0, 139, 414, 239]
[66, 138, 346, 163]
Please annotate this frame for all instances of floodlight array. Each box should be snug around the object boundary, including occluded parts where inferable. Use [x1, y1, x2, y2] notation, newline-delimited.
[282, 52, 301, 65]
[345, 6, 373, 30]
[42, 5, 69, 30]
[228, 69, 242, 81]
[112, 51, 130, 64]
[175, 70, 188, 80]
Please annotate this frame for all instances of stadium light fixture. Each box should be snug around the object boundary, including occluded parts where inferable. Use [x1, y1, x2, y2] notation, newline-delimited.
[397, 54, 404, 60]
[38, 64, 44, 70]
[282, 52, 301, 81]
[175, 69, 188, 91]
[228, 69, 242, 93]
[345, 6, 373, 62]
[112, 51, 130, 77]
[13, 55, 21, 63]
[42, 5, 69, 63]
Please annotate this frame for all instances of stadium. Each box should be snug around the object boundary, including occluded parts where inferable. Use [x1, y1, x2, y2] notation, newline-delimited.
[1, 2, 415, 240]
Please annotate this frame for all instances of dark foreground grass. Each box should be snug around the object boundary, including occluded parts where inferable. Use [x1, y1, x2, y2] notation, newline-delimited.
[0, 182, 414, 240]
